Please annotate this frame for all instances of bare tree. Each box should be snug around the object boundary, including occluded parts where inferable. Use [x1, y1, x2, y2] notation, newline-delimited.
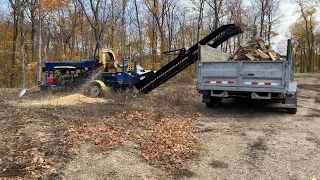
[0, 16, 11, 86]
[78, 0, 107, 56]
[146, 0, 168, 67]
[20, 4, 26, 88]
[120, 0, 127, 57]
[259, 0, 268, 38]
[297, 0, 315, 72]
[134, 0, 144, 64]
[26, 0, 38, 82]
[9, 0, 27, 87]
[166, 0, 178, 63]
[266, 0, 280, 45]
[196, 0, 205, 41]
[38, 2, 42, 84]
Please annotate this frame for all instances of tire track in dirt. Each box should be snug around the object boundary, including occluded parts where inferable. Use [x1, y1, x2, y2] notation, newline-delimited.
[178, 74, 320, 179]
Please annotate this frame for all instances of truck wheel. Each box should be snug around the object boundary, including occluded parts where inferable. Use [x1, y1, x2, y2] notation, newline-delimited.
[206, 102, 214, 107]
[205, 97, 222, 107]
[214, 97, 222, 104]
[287, 108, 297, 114]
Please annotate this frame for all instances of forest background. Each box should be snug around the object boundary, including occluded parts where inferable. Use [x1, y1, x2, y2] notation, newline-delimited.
[0, 0, 319, 88]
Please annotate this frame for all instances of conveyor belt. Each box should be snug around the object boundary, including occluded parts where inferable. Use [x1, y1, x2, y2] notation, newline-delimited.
[133, 24, 242, 94]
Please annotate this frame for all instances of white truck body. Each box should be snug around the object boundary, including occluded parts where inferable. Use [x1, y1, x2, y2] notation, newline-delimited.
[196, 42, 297, 114]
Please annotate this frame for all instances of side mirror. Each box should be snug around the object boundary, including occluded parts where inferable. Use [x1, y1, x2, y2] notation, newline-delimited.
[295, 61, 299, 67]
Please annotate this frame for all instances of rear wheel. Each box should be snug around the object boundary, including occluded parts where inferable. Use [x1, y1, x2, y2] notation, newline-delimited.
[205, 102, 214, 107]
[205, 97, 222, 107]
[287, 108, 297, 114]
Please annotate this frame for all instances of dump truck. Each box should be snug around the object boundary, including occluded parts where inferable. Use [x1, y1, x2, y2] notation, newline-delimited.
[196, 40, 297, 114]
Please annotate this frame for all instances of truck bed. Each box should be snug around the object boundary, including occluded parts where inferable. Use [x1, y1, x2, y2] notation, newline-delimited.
[197, 61, 288, 93]
[196, 39, 297, 113]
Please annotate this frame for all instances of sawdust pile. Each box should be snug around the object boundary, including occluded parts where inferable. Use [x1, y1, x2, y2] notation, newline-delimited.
[47, 94, 107, 105]
[16, 94, 109, 106]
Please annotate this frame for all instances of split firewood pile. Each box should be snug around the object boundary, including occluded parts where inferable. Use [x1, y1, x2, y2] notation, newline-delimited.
[230, 38, 283, 61]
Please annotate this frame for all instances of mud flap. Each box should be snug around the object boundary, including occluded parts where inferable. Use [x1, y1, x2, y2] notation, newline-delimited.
[285, 94, 297, 108]
[202, 94, 211, 103]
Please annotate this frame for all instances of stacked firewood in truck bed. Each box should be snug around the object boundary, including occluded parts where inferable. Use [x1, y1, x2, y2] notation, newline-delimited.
[230, 38, 282, 61]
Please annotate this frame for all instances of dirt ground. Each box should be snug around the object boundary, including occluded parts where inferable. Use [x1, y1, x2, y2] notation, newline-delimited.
[0, 73, 319, 180]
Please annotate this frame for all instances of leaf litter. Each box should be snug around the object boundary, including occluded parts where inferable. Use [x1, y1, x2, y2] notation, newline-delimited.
[0, 83, 201, 178]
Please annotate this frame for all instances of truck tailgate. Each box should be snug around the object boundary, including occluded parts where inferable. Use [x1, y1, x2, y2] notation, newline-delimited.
[197, 61, 286, 92]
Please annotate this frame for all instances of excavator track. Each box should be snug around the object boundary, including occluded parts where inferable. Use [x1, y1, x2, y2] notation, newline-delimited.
[133, 24, 242, 94]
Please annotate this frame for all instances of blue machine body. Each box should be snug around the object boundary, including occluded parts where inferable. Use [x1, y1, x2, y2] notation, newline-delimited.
[41, 57, 139, 89]
[101, 58, 138, 89]
[42, 57, 99, 87]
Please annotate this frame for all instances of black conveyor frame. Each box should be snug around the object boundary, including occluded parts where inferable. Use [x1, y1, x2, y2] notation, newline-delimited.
[133, 24, 242, 94]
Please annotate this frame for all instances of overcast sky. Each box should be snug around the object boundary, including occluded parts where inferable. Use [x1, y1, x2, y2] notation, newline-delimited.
[272, 0, 320, 54]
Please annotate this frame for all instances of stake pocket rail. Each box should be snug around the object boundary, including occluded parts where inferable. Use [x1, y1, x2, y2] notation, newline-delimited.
[133, 24, 242, 94]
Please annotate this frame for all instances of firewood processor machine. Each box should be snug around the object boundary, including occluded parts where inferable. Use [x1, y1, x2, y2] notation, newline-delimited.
[19, 24, 242, 97]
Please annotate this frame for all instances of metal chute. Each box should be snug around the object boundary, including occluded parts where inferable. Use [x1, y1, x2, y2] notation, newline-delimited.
[18, 83, 46, 97]
[99, 49, 119, 70]
[18, 89, 27, 97]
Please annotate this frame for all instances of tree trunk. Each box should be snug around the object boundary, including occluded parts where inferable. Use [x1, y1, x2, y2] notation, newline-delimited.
[31, 11, 36, 81]
[37, 11, 42, 84]
[267, 6, 272, 45]
[299, 2, 313, 72]
[89, 29, 94, 57]
[1, 20, 10, 86]
[121, 0, 127, 57]
[151, 0, 156, 71]
[10, 2, 20, 88]
[318, 47, 320, 70]
[197, 0, 204, 41]
[81, 11, 84, 59]
[134, 0, 143, 65]
[20, 11, 27, 88]
[213, 0, 219, 29]
[259, 0, 266, 38]
[303, 46, 307, 73]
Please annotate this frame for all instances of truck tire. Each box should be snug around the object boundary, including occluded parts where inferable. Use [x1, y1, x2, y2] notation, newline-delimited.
[206, 102, 214, 107]
[205, 97, 222, 107]
[287, 108, 297, 114]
